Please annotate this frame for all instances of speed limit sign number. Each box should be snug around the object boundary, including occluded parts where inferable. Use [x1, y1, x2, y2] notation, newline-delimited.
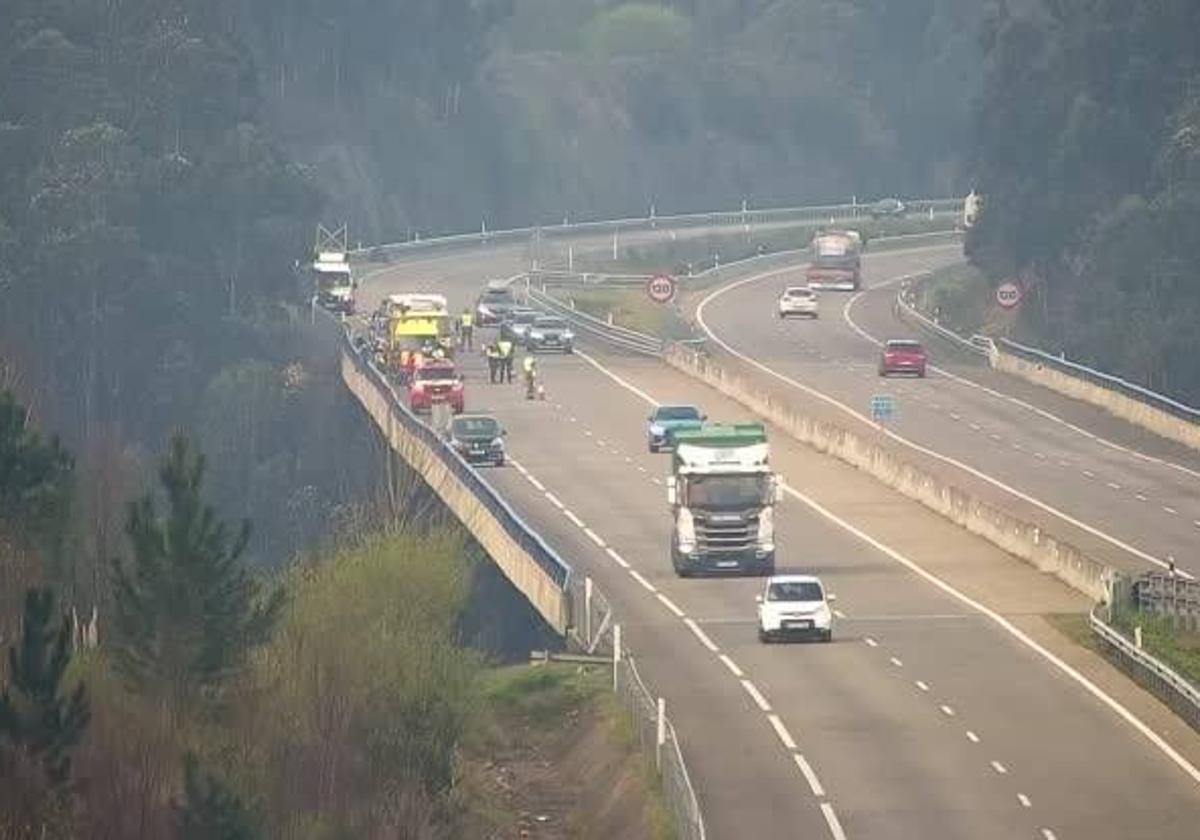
[647, 273, 676, 304]
[996, 281, 1022, 309]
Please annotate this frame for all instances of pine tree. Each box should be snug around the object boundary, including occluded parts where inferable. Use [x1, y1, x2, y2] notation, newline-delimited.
[176, 752, 262, 840]
[0, 587, 90, 785]
[111, 433, 283, 706]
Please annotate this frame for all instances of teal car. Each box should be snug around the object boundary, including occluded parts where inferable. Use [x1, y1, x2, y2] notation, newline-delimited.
[646, 404, 706, 453]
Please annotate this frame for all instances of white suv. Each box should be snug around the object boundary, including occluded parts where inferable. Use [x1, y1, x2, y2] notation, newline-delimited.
[756, 575, 834, 643]
[778, 286, 819, 319]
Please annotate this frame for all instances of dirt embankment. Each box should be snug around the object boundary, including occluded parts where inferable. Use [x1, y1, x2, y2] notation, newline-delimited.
[462, 664, 673, 840]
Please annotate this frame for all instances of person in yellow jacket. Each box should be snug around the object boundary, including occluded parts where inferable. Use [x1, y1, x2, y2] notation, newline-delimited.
[496, 338, 514, 383]
[460, 308, 474, 350]
[485, 343, 500, 384]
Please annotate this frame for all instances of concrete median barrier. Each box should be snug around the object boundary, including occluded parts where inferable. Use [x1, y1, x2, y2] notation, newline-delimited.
[664, 344, 1115, 602]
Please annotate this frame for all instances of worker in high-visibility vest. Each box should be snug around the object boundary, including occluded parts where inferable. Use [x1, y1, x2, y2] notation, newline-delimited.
[460, 308, 474, 350]
[496, 338, 514, 383]
[485, 343, 500, 384]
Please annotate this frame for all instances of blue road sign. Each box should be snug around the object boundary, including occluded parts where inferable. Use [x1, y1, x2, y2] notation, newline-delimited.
[870, 394, 897, 424]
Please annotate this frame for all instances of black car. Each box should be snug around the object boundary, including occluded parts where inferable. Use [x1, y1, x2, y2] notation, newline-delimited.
[475, 285, 517, 326]
[447, 414, 506, 466]
[869, 197, 906, 219]
[527, 316, 575, 353]
[500, 308, 540, 344]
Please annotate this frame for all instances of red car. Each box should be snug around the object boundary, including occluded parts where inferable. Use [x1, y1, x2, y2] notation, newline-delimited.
[878, 339, 927, 378]
[409, 360, 465, 413]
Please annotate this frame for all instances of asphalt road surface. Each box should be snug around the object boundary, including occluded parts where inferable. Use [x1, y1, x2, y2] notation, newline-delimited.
[697, 249, 1200, 579]
[354, 235, 1200, 839]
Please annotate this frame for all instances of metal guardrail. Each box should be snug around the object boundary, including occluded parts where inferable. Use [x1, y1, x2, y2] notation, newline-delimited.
[339, 327, 572, 591]
[568, 574, 706, 840]
[997, 338, 1200, 424]
[1089, 604, 1200, 732]
[352, 198, 965, 263]
[525, 285, 666, 356]
[895, 280, 990, 357]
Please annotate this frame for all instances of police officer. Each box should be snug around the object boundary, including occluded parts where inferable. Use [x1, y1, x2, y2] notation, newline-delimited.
[485, 343, 499, 384]
[460, 307, 474, 350]
[496, 337, 514, 383]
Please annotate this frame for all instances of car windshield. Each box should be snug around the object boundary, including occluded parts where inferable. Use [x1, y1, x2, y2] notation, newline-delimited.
[767, 581, 824, 602]
[684, 474, 770, 509]
[416, 365, 456, 381]
[510, 311, 537, 323]
[481, 290, 513, 303]
[785, 288, 813, 298]
[887, 341, 923, 353]
[534, 318, 565, 329]
[452, 417, 498, 437]
[655, 406, 701, 421]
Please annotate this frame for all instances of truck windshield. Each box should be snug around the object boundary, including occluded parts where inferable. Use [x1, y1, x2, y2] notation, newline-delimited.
[656, 406, 701, 421]
[685, 474, 770, 510]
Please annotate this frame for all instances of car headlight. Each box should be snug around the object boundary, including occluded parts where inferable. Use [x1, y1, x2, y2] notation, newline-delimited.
[529, 330, 544, 340]
[563, 330, 575, 340]
[677, 508, 696, 550]
[758, 506, 774, 545]
[649, 423, 665, 436]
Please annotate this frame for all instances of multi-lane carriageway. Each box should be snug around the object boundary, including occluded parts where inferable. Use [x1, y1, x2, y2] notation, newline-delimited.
[353, 232, 1200, 839]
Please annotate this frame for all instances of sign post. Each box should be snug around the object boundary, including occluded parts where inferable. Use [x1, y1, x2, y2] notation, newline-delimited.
[646, 273, 676, 304]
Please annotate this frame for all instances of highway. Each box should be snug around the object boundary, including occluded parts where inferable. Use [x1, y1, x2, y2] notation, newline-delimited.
[697, 250, 1200, 579]
[354, 236, 1200, 839]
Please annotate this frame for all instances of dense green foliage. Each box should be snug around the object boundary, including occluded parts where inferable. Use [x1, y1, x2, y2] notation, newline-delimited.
[111, 434, 283, 705]
[968, 0, 1200, 399]
[0, 392, 73, 555]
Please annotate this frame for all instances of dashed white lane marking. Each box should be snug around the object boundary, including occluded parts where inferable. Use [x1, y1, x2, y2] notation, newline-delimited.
[1034, 452, 1046, 460]
[651, 477, 663, 485]
[544, 492, 565, 510]
[1083, 470, 1096, 478]
[583, 527, 605, 548]
[966, 730, 980, 744]
[1059, 460, 1071, 468]
[768, 714, 798, 750]
[820, 803, 848, 840]
[605, 547, 631, 569]
[989, 433, 1001, 441]
[719, 654, 744, 677]
[629, 570, 656, 592]
[597, 439, 607, 446]
[625, 456, 633, 463]
[794, 754, 826, 797]
[1136, 493, 1148, 501]
[1163, 506, 1177, 515]
[572, 340, 1200, 786]
[569, 416, 577, 422]
[657, 593, 685, 617]
[513, 461, 529, 475]
[889, 656, 903, 667]
[563, 508, 584, 527]
[969, 423, 982, 431]
[1011, 442, 1023, 451]
[637, 465, 647, 472]
[833, 608, 846, 619]
[949, 412, 962, 421]
[1018, 793, 1032, 808]
[683, 619, 719, 653]
[1041, 828, 1057, 840]
[583, 429, 592, 436]
[865, 637, 879, 648]
[991, 760, 1008, 775]
[1107, 481, 1122, 490]
[741, 680, 772, 712]
[916, 680, 930, 692]
[940, 705, 956, 717]
[527, 475, 546, 492]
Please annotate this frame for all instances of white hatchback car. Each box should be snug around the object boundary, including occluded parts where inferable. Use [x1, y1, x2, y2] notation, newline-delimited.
[778, 286, 819, 319]
[756, 575, 834, 643]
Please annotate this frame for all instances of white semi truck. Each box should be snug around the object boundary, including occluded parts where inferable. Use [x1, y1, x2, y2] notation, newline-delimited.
[666, 424, 782, 577]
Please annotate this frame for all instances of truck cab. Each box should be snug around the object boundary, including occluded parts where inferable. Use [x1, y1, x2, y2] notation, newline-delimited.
[312, 251, 355, 315]
[666, 424, 781, 577]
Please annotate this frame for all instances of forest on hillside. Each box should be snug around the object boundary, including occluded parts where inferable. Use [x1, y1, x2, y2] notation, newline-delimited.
[968, 0, 1200, 401]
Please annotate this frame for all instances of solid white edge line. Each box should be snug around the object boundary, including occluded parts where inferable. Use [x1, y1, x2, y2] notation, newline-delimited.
[629, 569, 656, 592]
[740, 679, 772, 712]
[571, 335, 1200, 788]
[656, 593, 686, 617]
[794, 753, 827, 797]
[767, 713, 798, 750]
[605, 547, 631, 569]
[777, 480, 1200, 786]
[820, 802, 848, 840]
[684, 618, 719, 652]
[718, 654, 744, 677]
[699, 265, 1192, 577]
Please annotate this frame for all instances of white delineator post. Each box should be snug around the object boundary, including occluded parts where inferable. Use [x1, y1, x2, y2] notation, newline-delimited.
[584, 576, 593, 648]
[612, 230, 619, 260]
[613, 624, 622, 692]
[657, 697, 666, 770]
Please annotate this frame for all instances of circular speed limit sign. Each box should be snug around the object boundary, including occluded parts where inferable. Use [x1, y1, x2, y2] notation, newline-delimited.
[996, 281, 1022, 309]
[647, 273, 676, 304]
